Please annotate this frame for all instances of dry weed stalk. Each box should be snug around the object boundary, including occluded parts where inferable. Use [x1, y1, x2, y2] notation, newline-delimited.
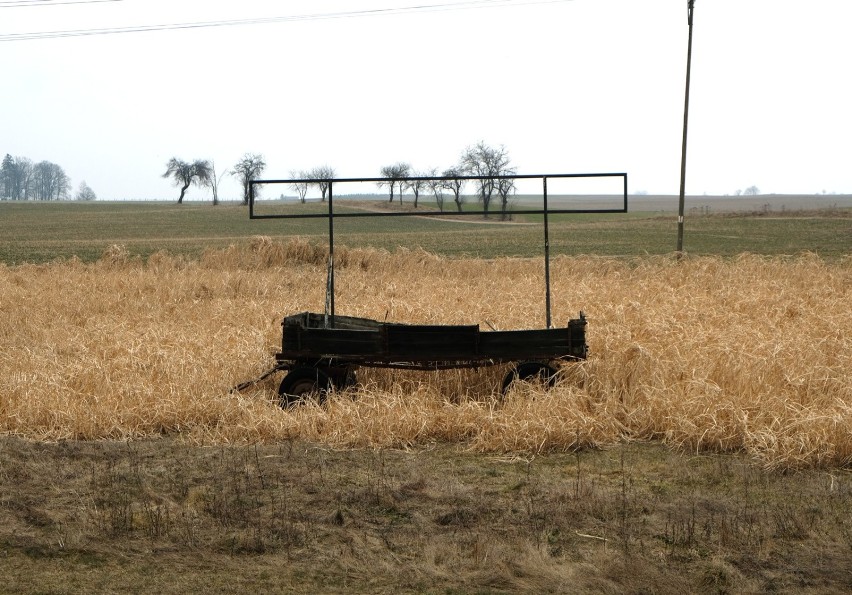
[1, 241, 849, 469]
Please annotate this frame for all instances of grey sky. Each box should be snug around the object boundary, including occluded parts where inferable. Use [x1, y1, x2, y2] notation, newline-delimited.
[2, 0, 849, 201]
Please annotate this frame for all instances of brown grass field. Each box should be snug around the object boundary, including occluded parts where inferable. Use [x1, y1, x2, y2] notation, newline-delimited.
[2, 239, 849, 469]
[1, 237, 851, 592]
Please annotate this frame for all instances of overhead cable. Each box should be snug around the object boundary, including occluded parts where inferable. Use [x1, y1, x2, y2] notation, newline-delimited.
[0, 0, 572, 41]
[0, 0, 124, 7]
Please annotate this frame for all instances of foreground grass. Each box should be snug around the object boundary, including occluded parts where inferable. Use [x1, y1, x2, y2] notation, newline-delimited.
[2, 437, 851, 594]
[1, 200, 850, 263]
[2, 243, 849, 469]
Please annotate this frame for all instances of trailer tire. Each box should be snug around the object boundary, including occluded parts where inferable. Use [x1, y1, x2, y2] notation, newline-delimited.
[501, 362, 558, 395]
[278, 367, 331, 408]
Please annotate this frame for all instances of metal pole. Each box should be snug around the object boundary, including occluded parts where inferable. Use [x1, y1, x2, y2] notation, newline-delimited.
[327, 181, 335, 325]
[677, 0, 695, 256]
[543, 177, 552, 329]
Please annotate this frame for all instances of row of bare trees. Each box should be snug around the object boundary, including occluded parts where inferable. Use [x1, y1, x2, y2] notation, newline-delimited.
[379, 142, 516, 219]
[161, 142, 514, 217]
[289, 166, 336, 203]
[162, 153, 266, 205]
[1, 153, 79, 201]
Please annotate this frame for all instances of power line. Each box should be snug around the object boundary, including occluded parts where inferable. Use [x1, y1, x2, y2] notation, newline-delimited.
[0, 0, 124, 7]
[0, 0, 572, 41]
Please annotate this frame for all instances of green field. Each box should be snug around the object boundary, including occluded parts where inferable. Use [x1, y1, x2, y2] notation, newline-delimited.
[1, 200, 850, 264]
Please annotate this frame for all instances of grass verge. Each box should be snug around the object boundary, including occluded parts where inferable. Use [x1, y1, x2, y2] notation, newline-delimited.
[2, 437, 852, 594]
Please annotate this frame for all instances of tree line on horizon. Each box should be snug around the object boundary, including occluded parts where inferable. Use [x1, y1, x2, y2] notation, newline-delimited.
[186, 141, 517, 219]
[1, 153, 95, 201]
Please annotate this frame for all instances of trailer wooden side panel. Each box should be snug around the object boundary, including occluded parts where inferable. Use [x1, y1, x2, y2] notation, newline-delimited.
[478, 329, 575, 359]
[277, 311, 587, 365]
[283, 327, 384, 358]
[384, 324, 480, 360]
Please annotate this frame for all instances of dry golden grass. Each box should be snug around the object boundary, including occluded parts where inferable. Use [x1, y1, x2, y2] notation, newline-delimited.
[1, 238, 849, 469]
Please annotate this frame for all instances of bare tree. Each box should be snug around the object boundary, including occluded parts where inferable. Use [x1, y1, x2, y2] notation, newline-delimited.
[460, 141, 511, 217]
[290, 170, 310, 203]
[425, 167, 445, 212]
[163, 157, 212, 204]
[232, 153, 266, 205]
[18, 157, 34, 200]
[1, 154, 14, 199]
[208, 161, 228, 206]
[75, 180, 97, 201]
[32, 161, 56, 200]
[496, 171, 517, 221]
[55, 163, 71, 199]
[441, 166, 466, 213]
[32, 160, 70, 200]
[379, 162, 411, 203]
[1, 156, 35, 200]
[163, 158, 194, 203]
[309, 166, 335, 201]
[744, 185, 760, 196]
[404, 171, 426, 208]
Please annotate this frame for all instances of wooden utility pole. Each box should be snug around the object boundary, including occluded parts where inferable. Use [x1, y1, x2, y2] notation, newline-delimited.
[677, 0, 695, 256]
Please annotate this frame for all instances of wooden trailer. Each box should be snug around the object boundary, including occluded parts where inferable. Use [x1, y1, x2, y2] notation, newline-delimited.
[268, 311, 587, 406]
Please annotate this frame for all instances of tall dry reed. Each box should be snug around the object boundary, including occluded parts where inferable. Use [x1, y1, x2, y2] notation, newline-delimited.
[1, 238, 849, 469]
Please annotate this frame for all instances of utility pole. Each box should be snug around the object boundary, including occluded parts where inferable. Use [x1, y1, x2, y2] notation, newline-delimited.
[677, 0, 695, 256]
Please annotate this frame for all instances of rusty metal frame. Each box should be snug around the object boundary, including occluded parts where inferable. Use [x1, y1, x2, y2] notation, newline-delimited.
[249, 172, 628, 329]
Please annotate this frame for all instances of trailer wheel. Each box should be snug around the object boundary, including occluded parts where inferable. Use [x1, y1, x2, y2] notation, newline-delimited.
[501, 362, 558, 394]
[278, 367, 331, 408]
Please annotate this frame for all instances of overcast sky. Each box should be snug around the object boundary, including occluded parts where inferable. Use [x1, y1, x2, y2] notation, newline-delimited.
[2, 0, 850, 201]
